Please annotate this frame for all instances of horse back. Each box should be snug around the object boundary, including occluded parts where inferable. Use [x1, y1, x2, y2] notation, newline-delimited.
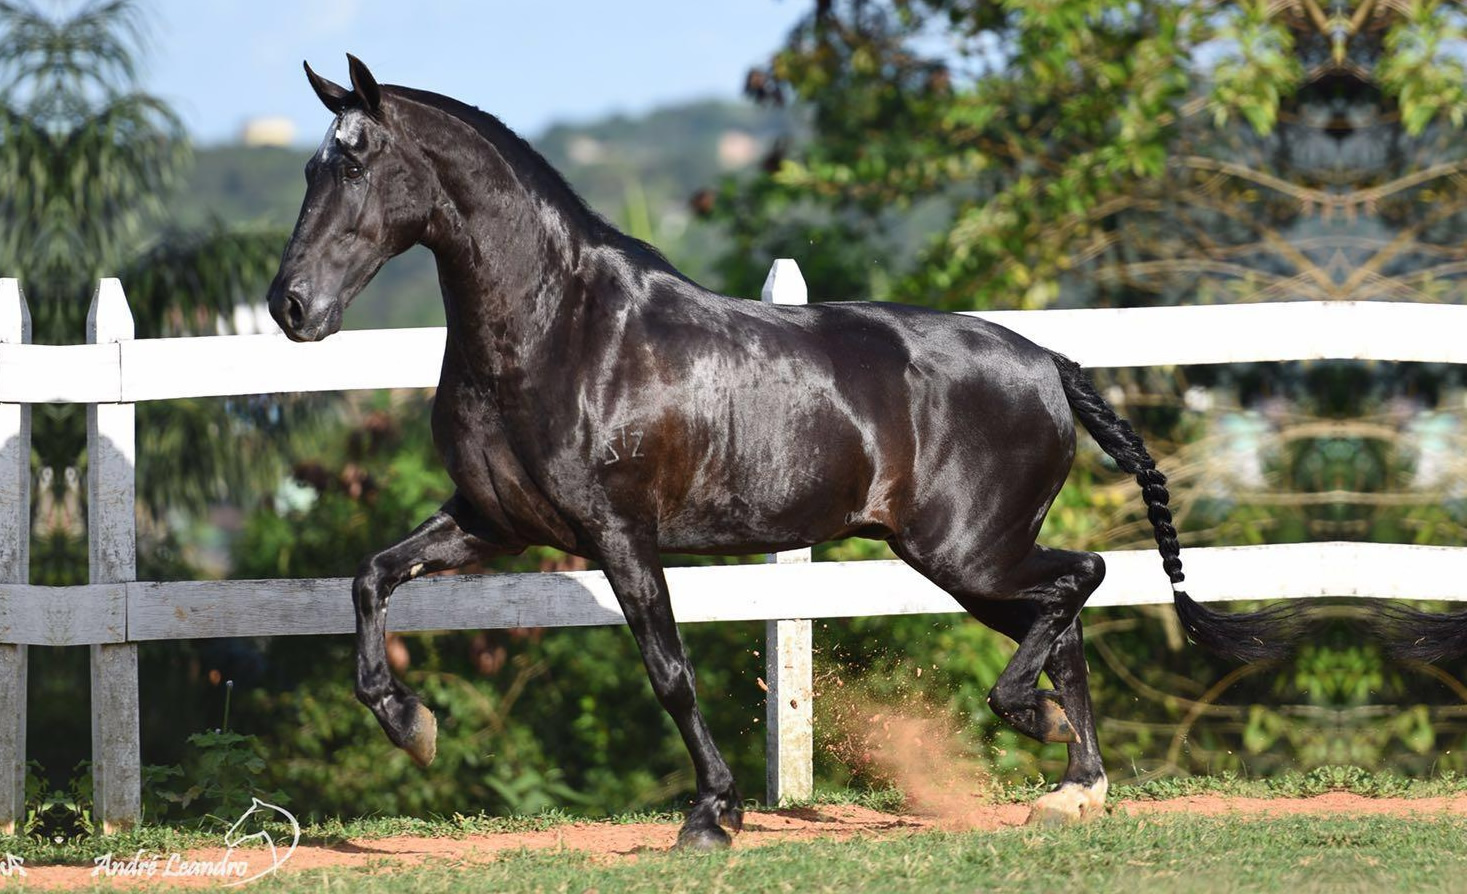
[569, 289, 1075, 553]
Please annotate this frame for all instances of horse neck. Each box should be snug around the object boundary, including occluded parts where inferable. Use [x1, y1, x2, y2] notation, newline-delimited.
[422, 156, 597, 379]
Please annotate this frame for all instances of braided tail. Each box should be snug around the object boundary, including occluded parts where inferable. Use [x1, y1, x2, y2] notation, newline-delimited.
[1377, 602, 1467, 663]
[1048, 350, 1305, 662]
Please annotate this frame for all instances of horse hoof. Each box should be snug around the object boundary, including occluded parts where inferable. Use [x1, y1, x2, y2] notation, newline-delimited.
[675, 824, 732, 852]
[1026, 781, 1106, 826]
[402, 702, 438, 768]
[1038, 694, 1076, 744]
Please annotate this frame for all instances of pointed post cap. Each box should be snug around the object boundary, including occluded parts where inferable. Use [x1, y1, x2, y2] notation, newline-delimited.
[0, 279, 28, 344]
[761, 259, 808, 307]
[87, 278, 135, 344]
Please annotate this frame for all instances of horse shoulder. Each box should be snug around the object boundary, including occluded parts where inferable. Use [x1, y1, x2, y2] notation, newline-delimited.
[431, 371, 579, 551]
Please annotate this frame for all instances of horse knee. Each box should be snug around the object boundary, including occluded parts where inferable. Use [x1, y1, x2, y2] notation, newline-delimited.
[353, 553, 397, 614]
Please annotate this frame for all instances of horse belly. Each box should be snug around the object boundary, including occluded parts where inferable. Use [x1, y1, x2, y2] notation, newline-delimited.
[651, 401, 887, 553]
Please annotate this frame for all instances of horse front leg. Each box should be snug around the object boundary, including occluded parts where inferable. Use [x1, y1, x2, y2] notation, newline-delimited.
[595, 531, 742, 851]
[354, 494, 505, 767]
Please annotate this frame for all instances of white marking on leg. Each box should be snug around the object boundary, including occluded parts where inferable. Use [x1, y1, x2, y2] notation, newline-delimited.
[1028, 774, 1109, 825]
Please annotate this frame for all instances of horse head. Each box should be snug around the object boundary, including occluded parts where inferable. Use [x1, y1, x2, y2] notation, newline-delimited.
[267, 56, 436, 342]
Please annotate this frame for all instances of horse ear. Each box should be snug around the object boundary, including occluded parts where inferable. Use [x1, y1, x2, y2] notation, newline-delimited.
[304, 60, 352, 115]
[346, 54, 382, 115]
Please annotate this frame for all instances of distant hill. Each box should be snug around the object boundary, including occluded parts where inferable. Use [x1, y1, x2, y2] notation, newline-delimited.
[170, 99, 793, 329]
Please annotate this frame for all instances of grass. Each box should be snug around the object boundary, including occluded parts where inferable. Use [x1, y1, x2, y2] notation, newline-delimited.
[998, 765, 1467, 803]
[11, 771, 1467, 890]
[43, 813, 1467, 893]
[1, 788, 909, 865]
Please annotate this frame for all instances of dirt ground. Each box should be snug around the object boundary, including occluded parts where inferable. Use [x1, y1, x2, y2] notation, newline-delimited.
[15, 792, 1467, 889]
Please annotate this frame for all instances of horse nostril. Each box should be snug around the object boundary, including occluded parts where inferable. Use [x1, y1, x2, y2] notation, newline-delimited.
[284, 291, 306, 330]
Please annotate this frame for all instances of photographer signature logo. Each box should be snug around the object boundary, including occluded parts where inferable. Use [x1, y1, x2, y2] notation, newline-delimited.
[92, 797, 299, 885]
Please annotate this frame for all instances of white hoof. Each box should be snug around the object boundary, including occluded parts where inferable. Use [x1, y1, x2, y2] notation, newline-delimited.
[1026, 777, 1108, 826]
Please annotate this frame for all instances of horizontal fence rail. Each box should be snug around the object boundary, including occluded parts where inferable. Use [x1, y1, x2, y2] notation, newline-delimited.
[2, 271, 1465, 830]
[4, 299, 1467, 403]
[0, 542, 1461, 648]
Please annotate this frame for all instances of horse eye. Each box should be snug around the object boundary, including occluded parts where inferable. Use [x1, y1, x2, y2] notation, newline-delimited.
[344, 163, 365, 181]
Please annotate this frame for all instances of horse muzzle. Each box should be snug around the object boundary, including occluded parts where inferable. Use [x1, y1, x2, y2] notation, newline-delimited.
[268, 281, 343, 342]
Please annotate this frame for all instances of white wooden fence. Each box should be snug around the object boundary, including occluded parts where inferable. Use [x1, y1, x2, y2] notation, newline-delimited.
[3, 265, 1467, 831]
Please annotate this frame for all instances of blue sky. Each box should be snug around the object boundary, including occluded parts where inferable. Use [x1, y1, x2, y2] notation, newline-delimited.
[146, 1, 808, 145]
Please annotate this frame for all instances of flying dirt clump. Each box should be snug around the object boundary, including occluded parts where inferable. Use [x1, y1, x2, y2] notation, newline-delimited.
[815, 668, 999, 830]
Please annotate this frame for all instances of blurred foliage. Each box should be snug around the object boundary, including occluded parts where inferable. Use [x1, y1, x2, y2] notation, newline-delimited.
[0, 0, 302, 584]
[0, 0, 306, 801]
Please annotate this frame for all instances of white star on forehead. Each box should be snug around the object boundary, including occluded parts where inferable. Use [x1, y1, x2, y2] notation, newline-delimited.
[336, 112, 367, 150]
[316, 112, 366, 161]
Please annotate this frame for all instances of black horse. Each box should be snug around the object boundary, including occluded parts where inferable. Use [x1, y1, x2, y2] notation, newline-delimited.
[267, 56, 1306, 847]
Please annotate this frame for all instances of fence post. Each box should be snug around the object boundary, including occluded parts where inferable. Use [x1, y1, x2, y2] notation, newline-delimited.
[761, 259, 814, 806]
[0, 280, 30, 832]
[87, 278, 140, 831]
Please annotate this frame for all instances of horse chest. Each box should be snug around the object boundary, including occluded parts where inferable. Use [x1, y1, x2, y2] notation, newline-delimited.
[433, 391, 578, 551]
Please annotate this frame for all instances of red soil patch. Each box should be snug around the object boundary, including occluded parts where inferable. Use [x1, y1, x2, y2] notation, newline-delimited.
[1113, 790, 1467, 819]
[14, 794, 1467, 889]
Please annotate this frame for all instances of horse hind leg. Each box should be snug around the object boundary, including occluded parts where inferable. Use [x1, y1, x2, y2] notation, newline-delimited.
[353, 495, 505, 766]
[949, 599, 1108, 824]
[1025, 619, 1108, 825]
[898, 543, 1107, 823]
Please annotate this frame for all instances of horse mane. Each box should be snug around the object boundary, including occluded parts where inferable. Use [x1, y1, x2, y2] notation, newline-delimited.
[383, 85, 682, 275]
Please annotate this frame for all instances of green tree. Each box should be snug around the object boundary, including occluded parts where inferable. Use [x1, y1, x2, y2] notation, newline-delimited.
[0, 0, 299, 584]
[712, 1, 1467, 312]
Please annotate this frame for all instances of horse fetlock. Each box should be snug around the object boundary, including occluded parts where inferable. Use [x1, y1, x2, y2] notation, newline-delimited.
[720, 801, 744, 834]
[675, 785, 742, 851]
[353, 670, 395, 708]
[714, 786, 743, 833]
[373, 693, 439, 768]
